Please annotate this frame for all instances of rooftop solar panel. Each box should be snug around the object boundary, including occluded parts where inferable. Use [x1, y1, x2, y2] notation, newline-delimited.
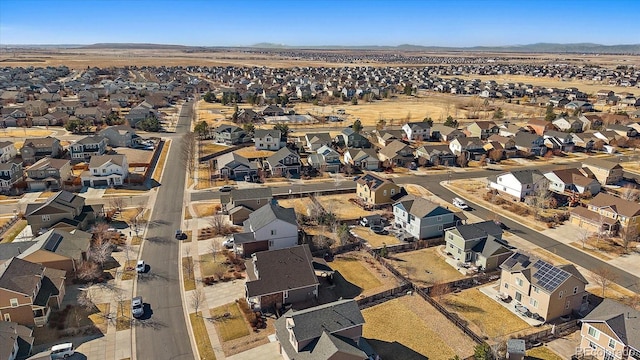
[43, 233, 63, 252]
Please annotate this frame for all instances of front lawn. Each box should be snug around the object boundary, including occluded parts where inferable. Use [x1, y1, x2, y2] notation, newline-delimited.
[210, 302, 250, 342]
[190, 312, 217, 360]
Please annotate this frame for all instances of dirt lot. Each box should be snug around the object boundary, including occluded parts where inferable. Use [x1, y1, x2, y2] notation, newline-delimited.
[315, 194, 381, 220]
[362, 295, 475, 360]
[386, 247, 466, 286]
[329, 251, 402, 297]
[351, 227, 401, 248]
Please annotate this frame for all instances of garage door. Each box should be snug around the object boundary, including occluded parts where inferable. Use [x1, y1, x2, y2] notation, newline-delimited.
[94, 180, 109, 187]
[82, 180, 91, 186]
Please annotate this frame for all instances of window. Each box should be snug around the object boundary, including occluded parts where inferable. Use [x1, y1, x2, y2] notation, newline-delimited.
[41, 215, 50, 222]
[438, 225, 443, 231]
[10, 298, 18, 307]
[271, 230, 277, 236]
[383, 190, 387, 196]
[559, 290, 564, 299]
[504, 283, 509, 289]
[448, 234, 453, 240]
[608, 338, 615, 349]
[573, 286, 579, 294]
[457, 249, 461, 254]
[588, 325, 600, 339]
[102, 168, 106, 173]
[533, 286, 540, 294]
[256, 199, 260, 205]
[565, 300, 570, 309]
[437, 216, 442, 221]
[515, 278, 523, 287]
[588, 341, 597, 350]
[3, 313, 9, 322]
[529, 298, 538, 308]
[391, 189, 395, 195]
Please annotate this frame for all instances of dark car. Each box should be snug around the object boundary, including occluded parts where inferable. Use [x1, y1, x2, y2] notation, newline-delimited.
[175, 230, 187, 240]
[370, 225, 388, 235]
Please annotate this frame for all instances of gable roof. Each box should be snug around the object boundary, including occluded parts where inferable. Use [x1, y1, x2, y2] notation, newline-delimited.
[246, 245, 318, 297]
[0, 257, 46, 295]
[582, 299, 640, 349]
[582, 158, 623, 171]
[27, 157, 69, 171]
[254, 129, 281, 139]
[20, 229, 91, 260]
[454, 220, 503, 240]
[22, 136, 59, 150]
[500, 252, 587, 293]
[267, 147, 299, 165]
[283, 299, 364, 342]
[88, 154, 126, 168]
[355, 172, 395, 190]
[230, 187, 272, 202]
[589, 193, 640, 218]
[378, 140, 412, 159]
[0, 321, 33, 360]
[394, 195, 452, 218]
[245, 202, 297, 231]
[25, 191, 85, 217]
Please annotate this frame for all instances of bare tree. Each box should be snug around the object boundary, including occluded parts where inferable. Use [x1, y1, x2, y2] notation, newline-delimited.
[181, 132, 197, 177]
[578, 230, 591, 249]
[90, 239, 112, 270]
[621, 183, 639, 202]
[109, 197, 125, 212]
[529, 179, 551, 220]
[77, 260, 101, 281]
[77, 289, 96, 311]
[209, 214, 227, 236]
[208, 240, 219, 263]
[183, 245, 194, 281]
[593, 267, 618, 297]
[489, 149, 503, 162]
[620, 225, 639, 252]
[190, 288, 205, 315]
[456, 152, 468, 168]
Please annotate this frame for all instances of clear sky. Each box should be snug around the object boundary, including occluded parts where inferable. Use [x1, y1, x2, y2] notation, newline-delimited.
[0, 0, 638, 46]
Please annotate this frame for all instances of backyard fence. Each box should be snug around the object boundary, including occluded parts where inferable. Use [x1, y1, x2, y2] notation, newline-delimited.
[506, 319, 579, 344]
[356, 283, 413, 310]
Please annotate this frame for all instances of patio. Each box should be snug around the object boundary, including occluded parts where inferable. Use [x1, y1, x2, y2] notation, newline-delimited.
[479, 283, 545, 327]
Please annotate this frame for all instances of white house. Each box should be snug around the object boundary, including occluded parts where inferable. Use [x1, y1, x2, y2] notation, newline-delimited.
[488, 169, 546, 201]
[233, 203, 299, 256]
[81, 154, 129, 187]
[393, 195, 455, 240]
[343, 148, 379, 170]
[253, 129, 283, 150]
[402, 122, 431, 141]
[0, 141, 17, 163]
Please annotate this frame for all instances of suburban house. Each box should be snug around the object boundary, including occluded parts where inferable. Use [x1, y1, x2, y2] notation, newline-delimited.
[527, 119, 556, 136]
[449, 137, 485, 159]
[275, 299, 371, 360]
[0, 257, 66, 327]
[415, 144, 457, 166]
[565, 101, 593, 112]
[582, 158, 624, 185]
[304, 132, 333, 152]
[430, 124, 466, 142]
[378, 140, 415, 167]
[571, 132, 598, 151]
[254, 129, 284, 150]
[260, 104, 285, 116]
[393, 195, 455, 240]
[513, 132, 547, 156]
[570, 192, 640, 236]
[444, 220, 512, 271]
[0, 141, 17, 163]
[24, 191, 101, 233]
[213, 124, 247, 145]
[465, 121, 499, 140]
[402, 122, 431, 141]
[543, 168, 601, 196]
[356, 172, 402, 208]
[552, 117, 585, 133]
[605, 124, 638, 138]
[308, 145, 341, 173]
[81, 154, 129, 187]
[20, 137, 63, 164]
[343, 148, 379, 171]
[0, 321, 34, 360]
[221, 188, 273, 225]
[99, 125, 137, 148]
[233, 202, 299, 256]
[264, 147, 301, 177]
[25, 158, 72, 192]
[335, 128, 371, 148]
[0, 162, 23, 193]
[214, 152, 259, 181]
[577, 299, 640, 360]
[488, 169, 546, 201]
[499, 252, 588, 321]
[373, 129, 404, 146]
[245, 244, 318, 310]
[70, 135, 108, 161]
[15, 229, 92, 276]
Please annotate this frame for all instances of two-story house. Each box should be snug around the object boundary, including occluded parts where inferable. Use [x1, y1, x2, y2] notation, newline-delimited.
[373, 129, 404, 147]
[99, 125, 137, 148]
[0, 141, 17, 163]
[343, 148, 379, 171]
[543, 130, 575, 153]
[20, 137, 63, 164]
[25, 158, 71, 192]
[214, 152, 259, 181]
[444, 220, 512, 271]
[570, 192, 640, 236]
[15, 229, 92, 276]
[253, 129, 284, 150]
[543, 168, 601, 196]
[308, 145, 341, 173]
[393, 195, 455, 240]
[430, 124, 466, 142]
[0, 257, 66, 327]
[275, 299, 370, 360]
[415, 144, 457, 167]
[233, 202, 299, 256]
[0, 321, 34, 360]
[263, 147, 300, 177]
[335, 128, 371, 149]
[355, 172, 402, 208]
[70, 135, 108, 162]
[488, 169, 546, 201]
[378, 140, 415, 167]
[582, 158, 624, 185]
[499, 252, 588, 321]
[221, 188, 273, 225]
[578, 299, 640, 360]
[527, 119, 557, 136]
[0, 162, 23, 194]
[449, 137, 485, 159]
[465, 121, 499, 140]
[25, 191, 101, 233]
[304, 132, 333, 152]
[402, 122, 431, 141]
[213, 124, 247, 145]
[245, 244, 318, 310]
[513, 132, 547, 156]
[81, 154, 129, 187]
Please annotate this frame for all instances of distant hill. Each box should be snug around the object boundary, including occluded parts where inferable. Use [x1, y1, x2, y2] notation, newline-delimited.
[79, 43, 192, 50]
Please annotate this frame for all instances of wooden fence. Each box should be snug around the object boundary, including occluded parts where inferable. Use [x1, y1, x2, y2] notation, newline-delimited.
[356, 283, 413, 310]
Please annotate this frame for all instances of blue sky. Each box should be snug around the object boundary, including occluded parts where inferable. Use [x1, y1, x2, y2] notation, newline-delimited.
[0, 0, 638, 46]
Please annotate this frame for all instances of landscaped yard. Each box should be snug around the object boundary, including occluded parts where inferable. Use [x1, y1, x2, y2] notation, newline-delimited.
[210, 302, 250, 342]
[440, 288, 530, 339]
[199, 253, 228, 278]
[190, 312, 217, 360]
[386, 247, 465, 286]
[351, 227, 401, 248]
[329, 255, 382, 292]
[315, 194, 378, 220]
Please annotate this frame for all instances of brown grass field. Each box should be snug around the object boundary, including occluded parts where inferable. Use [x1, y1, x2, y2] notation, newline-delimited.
[315, 194, 378, 220]
[350, 227, 401, 248]
[190, 312, 217, 360]
[328, 256, 382, 292]
[386, 247, 466, 286]
[210, 303, 250, 342]
[526, 346, 564, 360]
[277, 197, 315, 216]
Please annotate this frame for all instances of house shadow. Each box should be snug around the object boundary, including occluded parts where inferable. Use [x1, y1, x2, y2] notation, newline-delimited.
[145, 179, 161, 189]
[365, 338, 428, 360]
[317, 271, 362, 304]
[107, 220, 129, 230]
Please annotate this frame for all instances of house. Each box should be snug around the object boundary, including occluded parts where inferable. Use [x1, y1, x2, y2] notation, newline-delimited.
[98, 125, 137, 148]
[0, 257, 66, 327]
[449, 137, 485, 159]
[355, 172, 401, 207]
[543, 131, 575, 152]
[402, 122, 431, 141]
[125, 103, 157, 127]
[0, 162, 23, 194]
[233, 202, 299, 256]
[253, 129, 284, 150]
[343, 148, 379, 170]
[24, 191, 101, 233]
[430, 124, 466, 142]
[260, 104, 285, 116]
[499, 124, 526, 137]
[69, 135, 108, 161]
[552, 117, 584, 132]
[565, 101, 594, 112]
[0, 141, 17, 163]
[25, 158, 71, 192]
[213, 124, 247, 145]
[393, 195, 455, 240]
[335, 128, 371, 149]
[221, 188, 273, 225]
[81, 154, 129, 187]
[14, 229, 91, 276]
[499, 252, 588, 321]
[415, 144, 457, 166]
[465, 121, 499, 140]
[605, 124, 638, 138]
[0, 321, 34, 360]
[23, 100, 48, 117]
[444, 220, 512, 271]
[245, 244, 318, 310]
[304, 132, 333, 152]
[308, 145, 341, 173]
[275, 299, 371, 360]
[20, 137, 63, 164]
[235, 109, 263, 124]
[264, 147, 301, 177]
[570, 192, 640, 236]
[378, 140, 415, 167]
[513, 132, 547, 156]
[527, 119, 556, 136]
[214, 152, 259, 181]
[543, 168, 600, 195]
[577, 299, 640, 360]
[488, 169, 546, 201]
[373, 129, 404, 146]
[582, 158, 624, 185]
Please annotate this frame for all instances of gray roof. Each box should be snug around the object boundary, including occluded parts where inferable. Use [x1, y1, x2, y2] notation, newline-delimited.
[254, 129, 281, 139]
[281, 299, 364, 342]
[394, 195, 452, 218]
[245, 202, 297, 231]
[0, 321, 33, 360]
[216, 152, 256, 170]
[267, 147, 299, 165]
[507, 339, 526, 355]
[27, 157, 69, 171]
[230, 187, 272, 202]
[0, 257, 65, 298]
[88, 154, 126, 168]
[472, 238, 513, 259]
[76, 135, 106, 145]
[513, 132, 543, 147]
[25, 191, 85, 217]
[454, 220, 503, 241]
[583, 158, 623, 170]
[20, 229, 91, 260]
[509, 169, 545, 185]
[0, 241, 38, 262]
[582, 299, 640, 350]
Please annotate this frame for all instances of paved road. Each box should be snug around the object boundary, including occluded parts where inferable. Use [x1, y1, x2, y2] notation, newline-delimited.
[136, 102, 194, 360]
[190, 180, 356, 202]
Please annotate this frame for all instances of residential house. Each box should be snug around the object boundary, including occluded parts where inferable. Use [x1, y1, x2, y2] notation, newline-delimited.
[499, 252, 588, 321]
[335, 128, 371, 149]
[253, 129, 284, 150]
[449, 137, 485, 159]
[393, 195, 455, 240]
[465, 121, 499, 140]
[343, 148, 379, 171]
[565, 101, 594, 112]
[499, 124, 526, 138]
[0, 321, 34, 360]
[24, 191, 101, 233]
[571, 132, 598, 151]
[99, 125, 137, 148]
[214, 152, 259, 181]
[245, 245, 318, 310]
[81, 154, 129, 187]
[402, 122, 431, 141]
[444, 220, 512, 271]
[221, 188, 273, 225]
[213, 124, 247, 145]
[415, 144, 457, 166]
[543, 131, 575, 152]
[513, 132, 547, 156]
[577, 299, 640, 360]
[20, 137, 63, 164]
[605, 124, 638, 138]
[275, 299, 371, 360]
[69, 135, 108, 162]
[486, 135, 517, 158]
[264, 147, 301, 177]
[431, 124, 466, 142]
[25, 158, 71, 192]
[355, 172, 401, 208]
[15, 229, 91, 276]
[260, 105, 285, 116]
[125, 103, 157, 127]
[378, 140, 415, 167]
[488, 169, 546, 201]
[308, 145, 341, 173]
[236, 109, 263, 124]
[233, 202, 299, 256]
[373, 129, 404, 147]
[544, 168, 600, 196]
[23, 100, 48, 117]
[304, 132, 333, 152]
[552, 117, 584, 132]
[31, 114, 60, 127]
[570, 192, 640, 236]
[527, 119, 556, 136]
[582, 158, 624, 185]
[0, 257, 66, 327]
[0, 162, 23, 194]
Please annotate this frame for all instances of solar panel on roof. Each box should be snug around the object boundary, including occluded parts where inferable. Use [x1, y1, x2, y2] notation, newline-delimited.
[531, 259, 570, 292]
[43, 233, 63, 252]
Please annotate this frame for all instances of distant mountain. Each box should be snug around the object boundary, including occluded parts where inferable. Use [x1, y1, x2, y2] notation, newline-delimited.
[80, 43, 193, 50]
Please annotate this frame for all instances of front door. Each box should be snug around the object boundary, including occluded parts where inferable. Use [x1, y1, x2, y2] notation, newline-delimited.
[515, 292, 522, 302]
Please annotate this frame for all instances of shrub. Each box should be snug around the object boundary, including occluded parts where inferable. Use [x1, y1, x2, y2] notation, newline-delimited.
[233, 271, 244, 279]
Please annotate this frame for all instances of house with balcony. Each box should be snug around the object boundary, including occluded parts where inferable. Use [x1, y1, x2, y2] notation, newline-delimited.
[232, 202, 299, 256]
[213, 124, 247, 145]
[25, 158, 71, 192]
[0, 162, 23, 194]
[444, 220, 512, 271]
[70, 135, 108, 162]
[393, 195, 455, 240]
[81, 154, 128, 187]
[0, 141, 17, 163]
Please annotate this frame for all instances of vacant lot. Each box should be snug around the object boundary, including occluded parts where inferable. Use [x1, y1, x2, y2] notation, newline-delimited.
[351, 227, 401, 248]
[315, 194, 378, 220]
[441, 287, 530, 339]
[278, 197, 315, 216]
[386, 247, 465, 286]
[210, 302, 250, 342]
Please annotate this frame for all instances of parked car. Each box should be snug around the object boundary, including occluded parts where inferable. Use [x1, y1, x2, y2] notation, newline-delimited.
[175, 230, 187, 240]
[452, 197, 470, 210]
[50, 343, 74, 359]
[132, 296, 144, 318]
[222, 237, 234, 249]
[370, 225, 388, 235]
[219, 185, 235, 192]
[136, 260, 146, 273]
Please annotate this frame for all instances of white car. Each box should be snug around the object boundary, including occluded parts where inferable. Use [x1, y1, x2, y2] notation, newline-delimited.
[136, 260, 145, 273]
[223, 237, 234, 249]
[452, 197, 469, 210]
[132, 296, 144, 318]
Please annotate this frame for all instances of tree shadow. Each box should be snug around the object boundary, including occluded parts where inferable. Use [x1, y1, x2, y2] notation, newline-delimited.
[441, 297, 484, 314]
[364, 338, 428, 360]
[136, 271, 170, 283]
[317, 271, 362, 304]
[108, 220, 129, 229]
[144, 236, 171, 245]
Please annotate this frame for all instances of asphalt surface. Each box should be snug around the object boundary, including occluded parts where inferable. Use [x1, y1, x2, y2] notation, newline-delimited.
[135, 101, 194, 360]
